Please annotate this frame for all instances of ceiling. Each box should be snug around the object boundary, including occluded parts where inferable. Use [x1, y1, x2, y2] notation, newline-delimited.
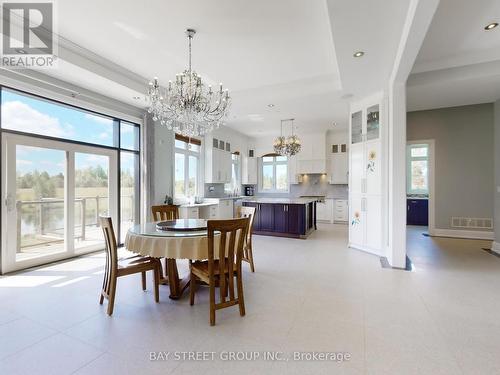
[408, 0, 500, 111]
[13, 0, 414, 137]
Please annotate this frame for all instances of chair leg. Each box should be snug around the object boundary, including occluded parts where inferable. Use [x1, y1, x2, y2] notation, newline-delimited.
[248, 244, 255, 273]
[236, 271, 245, 317]
[141, 272, 146, 291]
[107, 276, 117, 316]
[99, 293, 104, 305]
[189, 262, 196, 306]
[153, 263, 160, 303]
[209, 276, 216, 326]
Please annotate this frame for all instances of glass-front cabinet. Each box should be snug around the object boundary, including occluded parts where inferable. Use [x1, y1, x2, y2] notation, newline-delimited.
[366, 104, 380, 140]
[351, 111, 363, 144]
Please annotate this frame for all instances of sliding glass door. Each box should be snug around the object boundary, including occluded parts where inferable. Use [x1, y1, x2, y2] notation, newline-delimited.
[1, 133, 117, 273]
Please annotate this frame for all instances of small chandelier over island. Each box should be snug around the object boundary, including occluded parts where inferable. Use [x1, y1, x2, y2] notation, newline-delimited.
[273, 118, 301, 157]
[146, 29, 231, 137]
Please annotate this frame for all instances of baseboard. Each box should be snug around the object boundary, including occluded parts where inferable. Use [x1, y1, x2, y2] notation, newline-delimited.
[492, 241, 500, 255]
[432, 228, 494, 240]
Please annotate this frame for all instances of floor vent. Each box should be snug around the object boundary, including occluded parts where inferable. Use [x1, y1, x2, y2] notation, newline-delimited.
[451, 217, 493, 230]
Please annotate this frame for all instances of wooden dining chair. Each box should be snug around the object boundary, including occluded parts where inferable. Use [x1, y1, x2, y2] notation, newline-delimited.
[151, 205, 179, 283]
[99, 216, 161, 316]
[189, 217, 249, 326]
[151, 204, 179, 221]
[236, 206, 256, 272]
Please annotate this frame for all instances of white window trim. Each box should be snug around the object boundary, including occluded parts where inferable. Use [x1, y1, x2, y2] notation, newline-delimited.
[258, 155, 289, 193]
[174, 141, 200, 199]
[406, 143, 429, 195]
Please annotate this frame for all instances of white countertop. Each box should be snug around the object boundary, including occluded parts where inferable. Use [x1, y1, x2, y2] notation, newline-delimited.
[241, 197, 317, 204]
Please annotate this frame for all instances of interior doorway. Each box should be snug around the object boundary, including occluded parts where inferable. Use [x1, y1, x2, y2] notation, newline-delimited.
[406, 140, 435, 234]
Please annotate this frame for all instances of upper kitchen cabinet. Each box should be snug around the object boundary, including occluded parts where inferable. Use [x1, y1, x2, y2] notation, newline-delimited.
[242, 152, 257, 185]
[205, 136, 232, 183]
[351, 111, 363, 144]
[288, 155, 303, 184]
[366, 104, 380, 141]
[297, 133, 327, 174]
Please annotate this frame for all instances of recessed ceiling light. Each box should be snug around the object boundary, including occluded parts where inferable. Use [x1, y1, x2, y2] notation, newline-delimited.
[485, 22, 498, 30]
[353, 51, 364, 58]
[267, 104, 275, 108]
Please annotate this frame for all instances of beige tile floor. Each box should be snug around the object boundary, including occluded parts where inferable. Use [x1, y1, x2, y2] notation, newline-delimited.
[0, 224, 497, 374]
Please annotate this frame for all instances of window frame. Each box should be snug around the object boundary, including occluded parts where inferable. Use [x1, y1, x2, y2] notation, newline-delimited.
[0, 85, 141, 246]
[258, 154, 289, 193]
[406, 143, 429, 195]
[174, 134, 201, 199]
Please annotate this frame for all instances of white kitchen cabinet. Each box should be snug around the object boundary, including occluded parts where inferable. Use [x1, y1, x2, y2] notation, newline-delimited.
[242, 156, 257, 185]
[348, 95, 384, 255]
[218, 199, 234, 219]
[206, 147, 231, 184]
[334, 199, 348, 223]
[288, 156, 303, 184]
[317, 199, 334, 223]
[179, 206, 199, 219]
[329, 142, 348, 185]
[198, 204, 219, 219]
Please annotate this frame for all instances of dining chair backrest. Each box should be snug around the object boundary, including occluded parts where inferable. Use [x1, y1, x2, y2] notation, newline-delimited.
[151, 205, 179, 221]
[236, 206, 255, 243]
[207, 218, 249, 302]
[100, 216, 118, 273]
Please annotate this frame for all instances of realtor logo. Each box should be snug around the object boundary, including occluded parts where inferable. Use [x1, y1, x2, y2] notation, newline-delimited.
[1, 1, 57, 68]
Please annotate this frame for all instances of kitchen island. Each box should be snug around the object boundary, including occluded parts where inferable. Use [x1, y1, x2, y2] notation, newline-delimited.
[242, 198, 316, 239]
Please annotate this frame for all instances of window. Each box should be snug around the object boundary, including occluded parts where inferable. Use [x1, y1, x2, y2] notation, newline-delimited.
[1, 87, 141, 271]
[174, 134, 201, 199]
[259, 154, 288, 192]
[225, 152, 240, 194]
[407, 144, 429, 195]
[1, 88, 116, 147]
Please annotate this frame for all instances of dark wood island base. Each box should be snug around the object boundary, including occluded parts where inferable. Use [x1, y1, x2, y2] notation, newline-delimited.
[242, 199, 316, 239]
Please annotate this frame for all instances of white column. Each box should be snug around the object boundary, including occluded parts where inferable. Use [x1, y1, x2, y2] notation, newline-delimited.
[386, 82, 407, 268]
[493, 100, 500, 254]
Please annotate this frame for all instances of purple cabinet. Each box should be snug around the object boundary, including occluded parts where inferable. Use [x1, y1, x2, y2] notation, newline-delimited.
[259, 204, 275, 231]
[243, 201, 313, 238]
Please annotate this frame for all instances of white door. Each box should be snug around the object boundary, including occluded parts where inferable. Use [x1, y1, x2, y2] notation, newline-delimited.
[1, 133, 117, 273]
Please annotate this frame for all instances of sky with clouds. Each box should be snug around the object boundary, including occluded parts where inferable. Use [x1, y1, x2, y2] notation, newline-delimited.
[2, 90, 137, 177]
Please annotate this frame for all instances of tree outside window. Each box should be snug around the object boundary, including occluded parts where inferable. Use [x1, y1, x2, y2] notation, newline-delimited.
[260, 155, 288, 192]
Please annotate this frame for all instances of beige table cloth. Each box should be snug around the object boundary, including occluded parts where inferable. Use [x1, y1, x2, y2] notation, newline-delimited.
[125, 222, 230, 260]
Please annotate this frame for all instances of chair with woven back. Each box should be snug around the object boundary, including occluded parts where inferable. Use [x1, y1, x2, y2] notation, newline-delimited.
[189, 217, 249, 326]
[236, 206, 256, 272]
[99, 216, 161, 316]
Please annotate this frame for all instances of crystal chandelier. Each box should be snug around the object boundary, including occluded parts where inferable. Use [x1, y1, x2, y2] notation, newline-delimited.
[285, 118, 301, 156]
[146, 29, 231, 137]
[273, 120, 287, 155]
[273, 119, 301, 157]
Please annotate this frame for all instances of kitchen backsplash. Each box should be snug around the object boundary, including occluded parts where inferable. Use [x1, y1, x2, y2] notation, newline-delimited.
[289, 174, 348, 198]
[205, 175, 348, 199]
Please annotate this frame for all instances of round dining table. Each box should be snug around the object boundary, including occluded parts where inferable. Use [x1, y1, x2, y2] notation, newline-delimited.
[125, 219, 218, 299]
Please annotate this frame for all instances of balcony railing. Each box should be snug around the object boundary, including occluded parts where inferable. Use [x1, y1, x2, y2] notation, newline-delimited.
[15, 195, 134, 252]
